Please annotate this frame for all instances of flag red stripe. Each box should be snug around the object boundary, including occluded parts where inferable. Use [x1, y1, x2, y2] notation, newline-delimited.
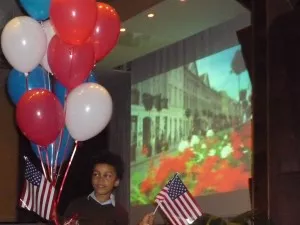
[42, 179, 51, 219]
[178, 195, 197, 219]
[29, 182, 34, 209]
[38, 178, 46, 216]
[41, 180, 48, 218]
[155, 175, 203, 225]
[183, 195, 198, 216]
[165, 198, 187, 225]
[162, 201, 182, 225]
[160, 191, 188, 225]
[33, 185, 37, 213]
[20, 182, 27, 208]
[24, 181, 30, 208]
[157, 200, 181, 225]
[19, 168, 56, 220]
[45, 182, 55, 219]
[40, 178, 47, 218]
[174, 198, 192, 221]
[175, 197, 195, 220]
[187, 192, 202, 212]
[184, 193, 202, 216]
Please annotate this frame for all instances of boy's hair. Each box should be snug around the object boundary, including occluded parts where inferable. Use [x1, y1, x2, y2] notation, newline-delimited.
[91, 151, 124, 180]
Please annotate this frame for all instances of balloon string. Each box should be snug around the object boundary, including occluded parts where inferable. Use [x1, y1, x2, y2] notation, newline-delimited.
[25, 73, 29, 91]
[53, 89, 68, 182]
[50, 144, 54, 180]
[45, 147, 52, 182]
[53, 129, 63, 180]
[37, 146, 48, 179]
[55, 134, 71, 187]
[46, 71, 51, 91]
[56, 141, 78, 204]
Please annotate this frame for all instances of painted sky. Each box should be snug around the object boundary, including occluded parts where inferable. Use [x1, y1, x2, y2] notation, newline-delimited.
[196, 45, 252, 101]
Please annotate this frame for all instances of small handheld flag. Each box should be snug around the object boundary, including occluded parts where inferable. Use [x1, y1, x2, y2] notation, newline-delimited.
[19, 157, 56, 220]
[155, 174, 202, 225]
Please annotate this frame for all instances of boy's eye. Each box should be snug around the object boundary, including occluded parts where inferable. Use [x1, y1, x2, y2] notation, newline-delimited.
[103, 174, 113, 179]
[92, 172, 114, 180]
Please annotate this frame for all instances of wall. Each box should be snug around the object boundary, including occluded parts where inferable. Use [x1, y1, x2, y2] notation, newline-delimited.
[97, 70, 131, 212]
[0, 69, 19, 221]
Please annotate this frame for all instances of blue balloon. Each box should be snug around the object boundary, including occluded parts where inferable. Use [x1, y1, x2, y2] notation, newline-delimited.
[7, 66, 51, 105]
[87, 72, 97, 83]
[19, 0, 50, 21]
[31, 72, 95, 166]
[31, 127, 75, 166]
[54, 80, 67, 106]
[54, 72, 97, 105]
[38, 72, 97, 166]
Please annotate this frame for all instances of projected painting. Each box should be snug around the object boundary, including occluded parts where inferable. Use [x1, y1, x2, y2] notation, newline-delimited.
[130, 45, 252, 205]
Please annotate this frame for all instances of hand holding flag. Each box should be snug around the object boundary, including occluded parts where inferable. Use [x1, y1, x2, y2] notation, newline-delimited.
[139, 213, 155, 225]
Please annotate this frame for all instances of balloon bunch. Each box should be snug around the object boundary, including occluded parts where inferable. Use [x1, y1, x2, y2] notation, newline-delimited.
[1, 0, 120, 214]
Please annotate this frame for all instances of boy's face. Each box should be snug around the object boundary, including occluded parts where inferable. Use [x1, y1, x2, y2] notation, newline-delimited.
[91, 163, 120, 198]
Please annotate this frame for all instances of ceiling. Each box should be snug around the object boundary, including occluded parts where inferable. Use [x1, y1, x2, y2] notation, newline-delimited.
[0, 0, 249, 72]
[96, 0, 249, 70]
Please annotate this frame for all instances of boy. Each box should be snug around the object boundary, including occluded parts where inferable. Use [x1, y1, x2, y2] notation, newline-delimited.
[63, 152, 128, 225]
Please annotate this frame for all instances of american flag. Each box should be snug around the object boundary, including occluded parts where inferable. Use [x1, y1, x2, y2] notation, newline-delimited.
[155, 174, 202, 225]
[19, 157, 56, 220]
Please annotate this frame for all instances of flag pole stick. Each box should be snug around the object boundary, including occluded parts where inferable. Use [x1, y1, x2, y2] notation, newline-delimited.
[153, 204, 160, 215]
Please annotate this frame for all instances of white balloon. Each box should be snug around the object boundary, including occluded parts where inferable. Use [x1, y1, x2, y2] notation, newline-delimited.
[1, 16, 47, 73]
[66, 83, 113, 141]
[40, 20, 55, 73]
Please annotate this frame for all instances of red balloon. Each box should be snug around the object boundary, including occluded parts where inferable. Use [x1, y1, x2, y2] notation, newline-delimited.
[48, 35, 95, 90]
[91, 3, 121, 62]
[50, 0, 97, 45]
[16, 89, 64, 146]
